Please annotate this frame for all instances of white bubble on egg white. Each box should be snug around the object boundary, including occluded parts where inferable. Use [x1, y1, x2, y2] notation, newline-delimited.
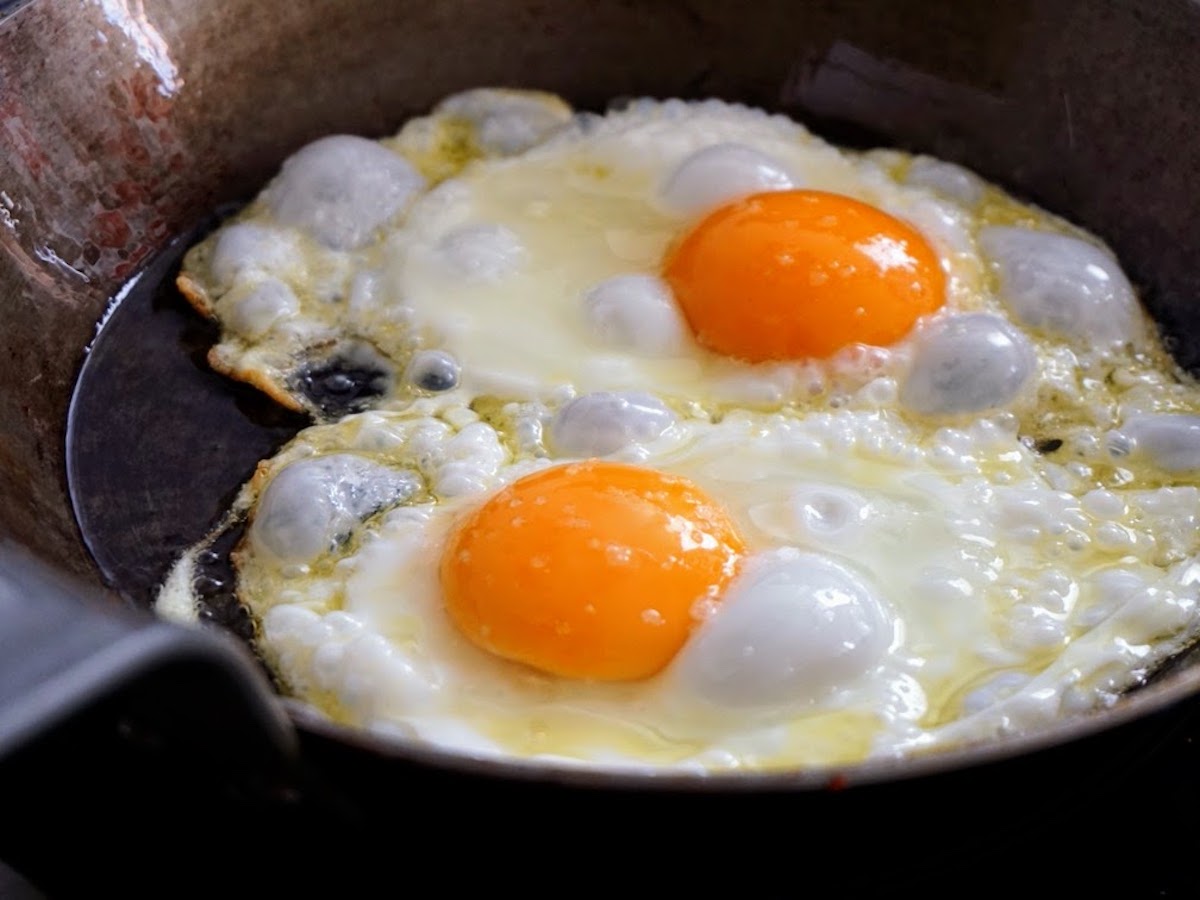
[435, 223, 525, 282]
[501, 399, 552, 458]
[900, 313, 1036, 416]
[548, 391, 676, 457]
[1132, 489, 1200, 564]
[671, 548, 895, 708]
[1117, 581, 1198, 645]
[249, 453, 423, 565]
[1080, 488, 1126, 520]
[904, 156, 985, 208]
[425, 420, 510, 498]
[749, 484, 874, 550]
[404, 349, 461, 393]
[265, 135, 425, 250]
[1007, 603, 1069, 651]
[582, 274, 689, 355]
[435, 88, 574, 156]
[209, 222, 304, 290]
[217, 277, 299, 340]
[897, 196, 976, 261]
[979, 226, 1143, 346]
[1107, 414, 1200, 472]
[262, 605, 443, 716]
[344, 269, 414, 336]
[658, 142, 797, 216]
[993, 486, 1088, 540]
[959, 671, 1033, 716]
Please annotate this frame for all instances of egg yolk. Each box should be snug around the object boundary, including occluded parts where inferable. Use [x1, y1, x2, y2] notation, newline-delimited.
[663, 189, 946, 361]
[440, 459, 746, 681]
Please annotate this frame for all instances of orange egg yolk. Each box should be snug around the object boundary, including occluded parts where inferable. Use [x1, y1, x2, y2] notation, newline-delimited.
[440, 460, 746, 681]
[663, 189, 946, 361]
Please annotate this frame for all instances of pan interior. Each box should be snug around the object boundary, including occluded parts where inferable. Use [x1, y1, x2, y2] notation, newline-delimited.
[65, 211, 307, 616]
[50, 0, 1200, 786]
[65, 114, 1200, 787]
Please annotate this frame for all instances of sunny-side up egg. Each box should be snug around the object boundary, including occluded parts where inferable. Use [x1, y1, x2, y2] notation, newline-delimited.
[377, 100, 971, 410]
[156, 388, 1200, 772]
[175, 89, 1192, 450]
[174, 92, 979, 417]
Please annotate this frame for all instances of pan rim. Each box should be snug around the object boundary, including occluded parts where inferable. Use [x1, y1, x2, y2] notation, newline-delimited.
[277, 656, 1200, 790]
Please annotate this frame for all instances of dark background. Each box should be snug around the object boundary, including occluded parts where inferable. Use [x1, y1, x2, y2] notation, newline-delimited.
[2, 673, 1198, 897]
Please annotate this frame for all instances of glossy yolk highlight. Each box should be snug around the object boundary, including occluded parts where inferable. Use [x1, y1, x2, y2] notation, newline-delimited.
[663, 189, 946, 361]
[440, 460, 746, 681]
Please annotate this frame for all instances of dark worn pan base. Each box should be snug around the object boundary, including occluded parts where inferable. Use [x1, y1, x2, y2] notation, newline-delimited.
[66, 212, 307, 615]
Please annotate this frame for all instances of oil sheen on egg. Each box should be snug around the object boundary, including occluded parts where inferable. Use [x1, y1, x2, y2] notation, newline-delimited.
[158, 88, 1200, 774]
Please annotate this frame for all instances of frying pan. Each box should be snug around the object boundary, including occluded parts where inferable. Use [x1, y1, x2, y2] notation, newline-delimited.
[4, 0, 1200, 892]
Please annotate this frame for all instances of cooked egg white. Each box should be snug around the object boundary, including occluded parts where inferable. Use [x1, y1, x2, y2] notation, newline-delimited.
[157, 88, 1200, 773]
[164, 390, 1200, 771]
[176, 91, 1187, 442]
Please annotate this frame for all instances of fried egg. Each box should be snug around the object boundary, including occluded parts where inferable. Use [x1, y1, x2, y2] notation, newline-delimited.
[176, 89, 1189, 439]
[161, 390, 1200, 770]
[157, 88, 1200, 773]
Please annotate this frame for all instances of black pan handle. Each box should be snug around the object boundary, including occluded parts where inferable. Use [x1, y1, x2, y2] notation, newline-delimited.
[0, 544, 373, 893]
[0, 540, 295, 764]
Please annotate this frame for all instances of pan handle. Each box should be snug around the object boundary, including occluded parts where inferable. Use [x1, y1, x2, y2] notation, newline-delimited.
[0, 540, 295, 764]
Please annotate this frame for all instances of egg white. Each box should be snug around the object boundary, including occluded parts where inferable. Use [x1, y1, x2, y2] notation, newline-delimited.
[180, 388, 1200, 772]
